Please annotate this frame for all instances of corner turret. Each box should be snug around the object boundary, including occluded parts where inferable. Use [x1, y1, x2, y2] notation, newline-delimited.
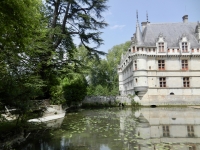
[133, 11, 148, 99]
[135, 11, 144, 46]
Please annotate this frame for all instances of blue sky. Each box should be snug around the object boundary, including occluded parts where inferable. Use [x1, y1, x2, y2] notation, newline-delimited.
[98, 0, 200, 53]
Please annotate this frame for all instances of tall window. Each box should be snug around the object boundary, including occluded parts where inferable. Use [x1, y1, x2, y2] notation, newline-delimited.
[187, 125, 194, 137]
[135, 61, 137, 70]
[182, 42, 188, 52]
[158, 42, 164, 52]
[182, 60, 188, 70]
[133, 47, 135, 52]
[158, 60, 165, 70]
[163, 125, 170, 137]
[159, 77, 166, 87]
[183, 77, 190, 87]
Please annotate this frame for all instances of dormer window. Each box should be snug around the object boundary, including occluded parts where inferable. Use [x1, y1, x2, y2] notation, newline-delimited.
[179, 34, 190, 52]
[157, 33, 166, 53]
[182, 42, 188, 52]
[158, 42, 164, 52]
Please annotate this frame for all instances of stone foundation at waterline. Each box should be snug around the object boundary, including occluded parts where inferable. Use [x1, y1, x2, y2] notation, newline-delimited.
[141, 95, 200, 106]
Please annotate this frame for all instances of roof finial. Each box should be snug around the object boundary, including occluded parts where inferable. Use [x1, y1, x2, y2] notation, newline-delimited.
[146, 11, 148, 22]
[136, 10, 138, 22]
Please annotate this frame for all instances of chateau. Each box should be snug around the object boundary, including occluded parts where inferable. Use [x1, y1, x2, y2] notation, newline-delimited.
[118, 15, 200, 106]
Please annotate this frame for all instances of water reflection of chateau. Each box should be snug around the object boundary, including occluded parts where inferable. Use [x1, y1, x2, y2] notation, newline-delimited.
[120, 108, 200, 150]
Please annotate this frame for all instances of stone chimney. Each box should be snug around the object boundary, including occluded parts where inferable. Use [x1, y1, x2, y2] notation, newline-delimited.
[182, 15, 188, 23]
[141, 22, 147, 32]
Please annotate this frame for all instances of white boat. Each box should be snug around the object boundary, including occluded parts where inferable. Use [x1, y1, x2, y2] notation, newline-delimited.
[28, 112, 65, 123]
[28, 105, 65, 123]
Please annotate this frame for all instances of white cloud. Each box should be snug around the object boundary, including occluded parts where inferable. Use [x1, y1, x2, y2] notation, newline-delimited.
[110, 25, 126, 30]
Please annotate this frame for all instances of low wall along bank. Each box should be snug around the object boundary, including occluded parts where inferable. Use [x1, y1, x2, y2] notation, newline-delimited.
[83, 95, 200, 106]
[83, 96, 132, 106]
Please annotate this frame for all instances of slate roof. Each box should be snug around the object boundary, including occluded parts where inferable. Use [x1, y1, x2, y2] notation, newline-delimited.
[142, 22, 200, 48]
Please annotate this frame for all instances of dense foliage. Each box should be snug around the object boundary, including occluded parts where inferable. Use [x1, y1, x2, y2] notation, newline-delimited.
[0, 1, 133, 148]
[62, 74, 87, 106]
[39, 0, 108, 100]
[75, 41, 131, 96]
[0, 0, 131, 111]
[0, 0, 46, 110]
[0, 0, 108, 111]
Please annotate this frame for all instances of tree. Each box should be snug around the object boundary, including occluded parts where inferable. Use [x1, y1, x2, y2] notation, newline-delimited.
[105, 41, 131, 94]
[46, 0, 108, 53]
[37, 0, 108, 100]
[86, 41, 131, 96]
[0, 0, 43, 51]
[0, 0, 47, 110]
[62, 74, 87, 106]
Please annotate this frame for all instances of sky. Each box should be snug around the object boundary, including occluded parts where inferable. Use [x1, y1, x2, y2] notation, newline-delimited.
[97, 0, 200, 53]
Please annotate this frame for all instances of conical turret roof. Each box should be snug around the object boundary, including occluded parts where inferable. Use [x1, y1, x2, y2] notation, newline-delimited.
[135, 21, 144, 46]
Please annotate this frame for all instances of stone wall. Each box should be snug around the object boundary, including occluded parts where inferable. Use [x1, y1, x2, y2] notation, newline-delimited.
[83, 95, 200, 106]
[83, 96, 133, 106]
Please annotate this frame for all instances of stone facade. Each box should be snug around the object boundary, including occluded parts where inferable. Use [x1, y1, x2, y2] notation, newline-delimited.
[118, 15, 200, 106]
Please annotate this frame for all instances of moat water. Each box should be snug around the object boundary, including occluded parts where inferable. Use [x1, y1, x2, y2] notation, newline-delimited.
[17, 107, 200, 150]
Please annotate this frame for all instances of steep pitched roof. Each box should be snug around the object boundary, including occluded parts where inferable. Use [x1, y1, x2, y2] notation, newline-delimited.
[142, 22, 200, 48]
